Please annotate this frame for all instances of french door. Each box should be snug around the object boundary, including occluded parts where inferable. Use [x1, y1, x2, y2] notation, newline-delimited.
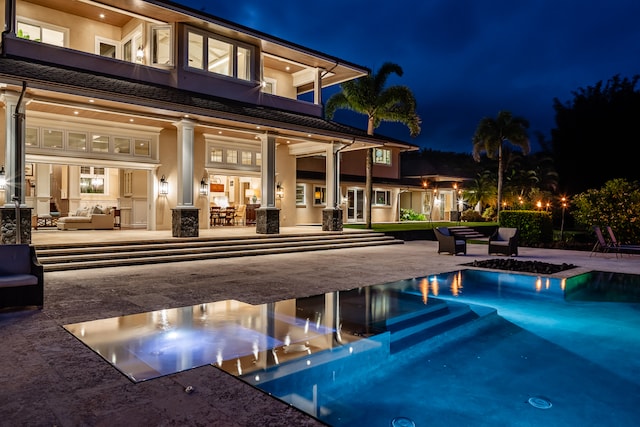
[347, 188, 364, 223]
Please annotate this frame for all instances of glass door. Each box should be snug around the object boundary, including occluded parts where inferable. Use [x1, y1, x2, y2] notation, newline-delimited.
[347, 189, 364, 223]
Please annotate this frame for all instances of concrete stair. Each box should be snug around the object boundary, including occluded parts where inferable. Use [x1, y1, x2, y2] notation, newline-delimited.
[448, 225, 487, 240]
[34, 231, 404, 272]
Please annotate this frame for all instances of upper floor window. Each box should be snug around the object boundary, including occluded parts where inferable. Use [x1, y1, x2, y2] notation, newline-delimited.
[151, 25, 173, 66]
[374, 148, 392, 165]
[17, 18, 67, 47]
[187, 28, 253, 81]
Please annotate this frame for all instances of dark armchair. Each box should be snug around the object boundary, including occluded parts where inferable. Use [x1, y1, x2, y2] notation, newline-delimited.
[0, 244, 44, 309]
[488, 227, 519, 256]
[434, 227, 467, 255]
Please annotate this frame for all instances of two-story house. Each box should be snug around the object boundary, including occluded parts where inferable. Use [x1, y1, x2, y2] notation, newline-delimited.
[0, 0, 417, 240]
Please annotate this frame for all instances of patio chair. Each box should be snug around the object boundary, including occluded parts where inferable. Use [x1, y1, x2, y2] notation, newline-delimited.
[590, 225, 615, 256]
[605, 226, 640, 256]
[488, 227, 519, 256]
[434, 227, 467, 255]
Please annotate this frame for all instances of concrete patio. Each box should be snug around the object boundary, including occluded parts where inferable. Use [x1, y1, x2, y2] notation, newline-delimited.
[1, 237, 638, 426]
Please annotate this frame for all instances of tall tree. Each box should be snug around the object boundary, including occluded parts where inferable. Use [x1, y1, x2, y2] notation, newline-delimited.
[325, 62, 421, 228]
[552, 74, 640, 194]
[472, 111, 530, 217]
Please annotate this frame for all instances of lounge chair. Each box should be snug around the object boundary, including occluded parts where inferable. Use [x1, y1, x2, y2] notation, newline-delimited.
[434, 227, 466, 255]
[590, 225, 616, 256]
[605, 226, 640, 256]
[488, 227, 518, 256]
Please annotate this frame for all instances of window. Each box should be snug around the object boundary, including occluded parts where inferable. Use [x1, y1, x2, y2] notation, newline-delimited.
[151, 25, 173, 66]
[226, 149, 238, 164]
[374, 190, 391, 206]
[261, 77, 277, 94]
[208, 37, 232, 76]
[68, 132, 87, 151]
[241, 152, 253, 165]
[114, 137, 131, 154]
[91, 135, 109, 153]
[188, 32, 204, 69]
[25, 128, 39, 147]
[80, 166, 106, 194]
[98, 40, 118, 58]
[313, 186, 326, 205]
[186, 28, 253, 81]
[42, 130, 63, 149]
[296, 184, 305, 205]
[17, 19, 66, 47]
[210, 148, 223, 162]
[122, 30, 143, 63]
[134, 140, 150, 156]
[255, 152, 262, 166]
[373, 148, 392, 165]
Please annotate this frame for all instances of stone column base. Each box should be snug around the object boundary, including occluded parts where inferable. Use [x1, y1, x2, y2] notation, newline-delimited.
[1, 207, 33, 244]
[172, 208, 199, 238]
[322, 208, 343, 231]
[256, 207, 280, 234]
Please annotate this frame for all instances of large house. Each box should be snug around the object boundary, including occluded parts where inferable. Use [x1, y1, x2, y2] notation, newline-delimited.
[0, 0, 475, 244]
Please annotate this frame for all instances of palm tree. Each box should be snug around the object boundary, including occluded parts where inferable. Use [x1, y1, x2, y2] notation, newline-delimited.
[472, 111, 530, 217]
[325, 62, 421, 228]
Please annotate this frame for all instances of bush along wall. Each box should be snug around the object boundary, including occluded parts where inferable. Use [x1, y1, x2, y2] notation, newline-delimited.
[499, 210, 553, 246]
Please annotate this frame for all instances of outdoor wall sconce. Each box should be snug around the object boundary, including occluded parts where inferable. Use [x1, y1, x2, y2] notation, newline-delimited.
[199, 176, 208, 196]
[159, 175, 169, 195]
[276, 182, 284, 199]
[136, 46, 144, 63]
[0, 165, 5, 188]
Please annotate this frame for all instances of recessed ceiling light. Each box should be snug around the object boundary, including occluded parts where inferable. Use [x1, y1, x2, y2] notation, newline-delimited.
[99, 13, 105, 19]
[88, 99, 95, 103]
[129, 118, 134, 122]
[73, 111, 79, 115]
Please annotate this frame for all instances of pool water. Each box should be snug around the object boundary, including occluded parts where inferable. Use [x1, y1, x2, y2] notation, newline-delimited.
[64, 269, 640, 426]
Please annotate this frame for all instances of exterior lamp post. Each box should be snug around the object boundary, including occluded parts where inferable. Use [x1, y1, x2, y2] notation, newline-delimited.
[560, 197, 567, 240]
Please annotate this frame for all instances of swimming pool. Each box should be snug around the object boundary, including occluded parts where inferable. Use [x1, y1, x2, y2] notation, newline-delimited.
[64, 269, 640, 426]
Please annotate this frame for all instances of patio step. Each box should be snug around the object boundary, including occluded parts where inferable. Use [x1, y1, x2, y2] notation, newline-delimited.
[33, 231, 404, 272]
[448, 226, 487, 240]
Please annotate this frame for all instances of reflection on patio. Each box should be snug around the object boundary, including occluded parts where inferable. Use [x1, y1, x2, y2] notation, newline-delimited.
[63, 281, 440, 383]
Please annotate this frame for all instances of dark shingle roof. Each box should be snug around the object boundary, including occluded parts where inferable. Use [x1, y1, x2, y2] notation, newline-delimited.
[0, 56, 414, 147]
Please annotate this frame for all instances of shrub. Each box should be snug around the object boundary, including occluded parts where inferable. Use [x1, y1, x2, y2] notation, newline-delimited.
[573, 178, 640, 244]
[400, 208, 426, 221]
[461, 209, 484, 222]
[499, 210, 553, 246]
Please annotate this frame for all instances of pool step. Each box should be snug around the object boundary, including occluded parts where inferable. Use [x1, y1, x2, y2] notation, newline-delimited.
[386, 299, 481, 353]
[34, 231, 404, 271]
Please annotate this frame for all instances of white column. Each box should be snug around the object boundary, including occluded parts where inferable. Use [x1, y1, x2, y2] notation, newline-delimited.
[1, 91, 27, 207]
[174, 119, 196, 207]
[35, 163, 51, 215]
[259, 132, 277, 208]
[325, 143, 336, 208]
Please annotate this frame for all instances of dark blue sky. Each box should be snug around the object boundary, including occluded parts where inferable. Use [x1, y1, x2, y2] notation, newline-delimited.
[176, 0, 640, 153]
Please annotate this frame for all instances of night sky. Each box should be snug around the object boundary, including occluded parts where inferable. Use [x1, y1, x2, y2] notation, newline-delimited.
[175, 0, 640, 153]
